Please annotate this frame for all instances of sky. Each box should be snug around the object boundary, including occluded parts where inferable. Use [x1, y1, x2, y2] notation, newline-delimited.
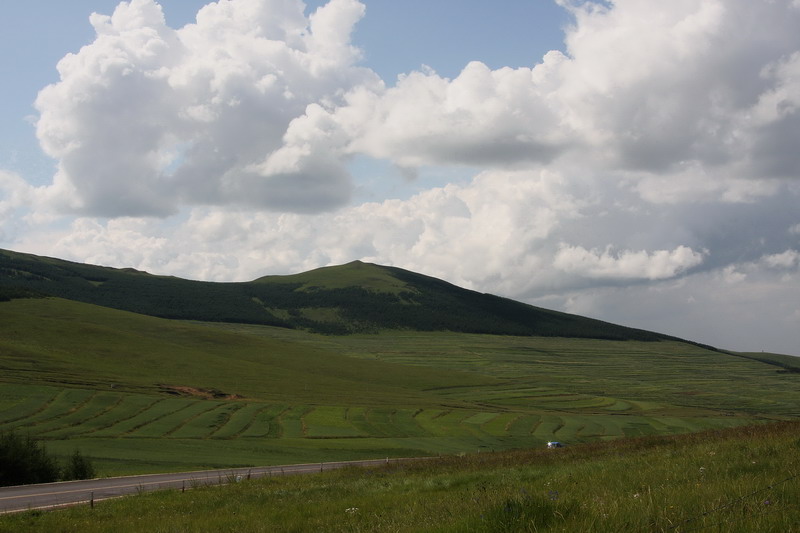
[1, 0, 799, 356]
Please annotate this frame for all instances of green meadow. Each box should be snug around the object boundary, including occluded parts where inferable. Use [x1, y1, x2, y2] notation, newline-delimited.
[2, 297, 798, 476]
[2, 421, 798, 532]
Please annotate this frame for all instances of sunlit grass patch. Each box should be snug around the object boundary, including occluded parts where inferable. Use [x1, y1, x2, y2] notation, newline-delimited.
[206, 403, 250, 438]
[237, 404, 288, 438]
[280, 405, 312, 438]
[72, 395, 162, 437]
[480, 412, 521, 436]
[168, 403, 236, 439]
[304, 406, 367, 438]
[14, 389, 95, 429]
[0, 385, 59, 425]
[90, 398, 185, 437]
[34, 392, 123, 437]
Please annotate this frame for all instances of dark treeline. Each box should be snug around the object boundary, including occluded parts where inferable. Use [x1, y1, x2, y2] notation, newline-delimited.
[0, 431, 95, 487]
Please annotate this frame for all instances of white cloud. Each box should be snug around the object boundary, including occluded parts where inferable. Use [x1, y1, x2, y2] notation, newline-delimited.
[0, 171, 33, 242]
[307, 0, 800, 187]
[25, 0, 800, 220]
[630, 164, 782, 205]
[762, 249, 800, 269]
[337, 59, 571, 169]
[719, 265, 746, 285]
[0, 171, 34, 211]
[553, 244, 705, 280]
[33, 0, 376, 216]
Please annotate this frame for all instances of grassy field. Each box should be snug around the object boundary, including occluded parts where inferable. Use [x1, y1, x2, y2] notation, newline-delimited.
[2, 421, 798, 532]
[2, 297, 798, 476]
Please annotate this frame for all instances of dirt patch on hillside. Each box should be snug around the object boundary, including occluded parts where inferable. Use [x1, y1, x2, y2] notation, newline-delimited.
[160, 385, 243, 400]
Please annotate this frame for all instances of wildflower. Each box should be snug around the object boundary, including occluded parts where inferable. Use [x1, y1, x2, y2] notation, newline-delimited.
[345, 507, 359, 514]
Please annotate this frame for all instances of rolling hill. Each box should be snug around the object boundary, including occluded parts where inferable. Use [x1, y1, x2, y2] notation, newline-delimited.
[2, 247, 798, 476]
[1, 248, 694, 342]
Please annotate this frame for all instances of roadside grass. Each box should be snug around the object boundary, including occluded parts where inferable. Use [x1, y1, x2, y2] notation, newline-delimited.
[2, 421, 797, 532]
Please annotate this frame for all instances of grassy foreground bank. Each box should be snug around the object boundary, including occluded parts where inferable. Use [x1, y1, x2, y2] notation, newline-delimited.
[2, 421, 798, 532]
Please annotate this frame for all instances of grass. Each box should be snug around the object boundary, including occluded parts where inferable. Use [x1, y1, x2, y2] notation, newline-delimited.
[1, 297, 799, 475]
[256, 261, 414, 294]
[0, 298, 489, 405]
[2, 421, 797, 532]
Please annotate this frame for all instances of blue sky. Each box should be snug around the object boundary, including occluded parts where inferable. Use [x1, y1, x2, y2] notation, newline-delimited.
[1, 0, 799, 355]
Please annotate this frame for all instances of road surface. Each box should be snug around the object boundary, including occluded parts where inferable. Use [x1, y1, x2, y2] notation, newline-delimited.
[0, 458, 411, 514]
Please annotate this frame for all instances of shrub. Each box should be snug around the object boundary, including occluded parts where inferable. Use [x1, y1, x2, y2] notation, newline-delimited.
[61, 449, 96, 481]
[0, 431, 60, 486]
[0, 432, 96, 486]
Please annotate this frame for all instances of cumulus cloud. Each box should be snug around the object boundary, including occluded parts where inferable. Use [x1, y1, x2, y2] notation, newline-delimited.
[762, 249, 800, 270]
[33, 0, 376, 216]
[24, 0, 800, 219]
[261, 0, 800, 208]
[555, 0, 800, 175]
[336, 59, 571, 168]
[553, 244, 705, 280]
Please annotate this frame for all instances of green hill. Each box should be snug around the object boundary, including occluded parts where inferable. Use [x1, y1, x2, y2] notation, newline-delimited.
[0, 248, 689, 342]
[2, 248, 798, 476]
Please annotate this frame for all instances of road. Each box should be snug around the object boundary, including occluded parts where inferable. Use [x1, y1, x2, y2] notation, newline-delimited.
[0, 458, 410, 514]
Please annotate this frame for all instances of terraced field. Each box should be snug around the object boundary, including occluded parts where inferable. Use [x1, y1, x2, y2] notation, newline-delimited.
[0, 381, 750, 475]
[7, 385, 732, 444]
[2, 297, 798, 475]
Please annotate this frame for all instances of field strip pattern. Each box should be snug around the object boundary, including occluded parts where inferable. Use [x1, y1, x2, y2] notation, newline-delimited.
[0, 385, 748, 451]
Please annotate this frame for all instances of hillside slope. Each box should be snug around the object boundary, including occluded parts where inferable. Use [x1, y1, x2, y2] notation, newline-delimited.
[0, 297, 491, 405]
[1, 248, 687, 342]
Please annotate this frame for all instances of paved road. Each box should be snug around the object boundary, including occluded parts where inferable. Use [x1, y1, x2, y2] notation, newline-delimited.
[0, 458, 410, 514]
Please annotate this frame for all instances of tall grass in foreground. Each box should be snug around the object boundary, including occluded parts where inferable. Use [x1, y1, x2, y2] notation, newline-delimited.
[2, 422, 798, 532]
